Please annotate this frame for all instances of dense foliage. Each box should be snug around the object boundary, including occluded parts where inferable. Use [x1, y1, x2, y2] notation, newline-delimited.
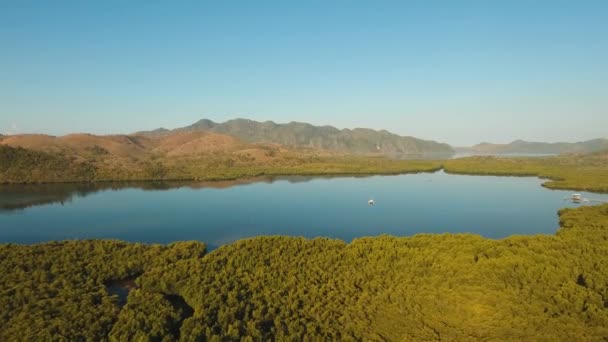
[0, 145, 95, 183]
[1, 204, 607, 340]
[0, 240, 206, 340]
[445, 153, 608, 192]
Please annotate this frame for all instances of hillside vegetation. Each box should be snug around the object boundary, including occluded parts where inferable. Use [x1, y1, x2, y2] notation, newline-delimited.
[1, 204, 607, 340]
[139, 118, 455, 158]
[445, 152, 608, 193]
[0, 240, 207, 341]
[0, 145, 95, 183]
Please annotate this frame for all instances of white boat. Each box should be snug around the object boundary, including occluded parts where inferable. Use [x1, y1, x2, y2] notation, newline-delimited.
[368, 199, 375, 205]
[571, 194, 583, 203]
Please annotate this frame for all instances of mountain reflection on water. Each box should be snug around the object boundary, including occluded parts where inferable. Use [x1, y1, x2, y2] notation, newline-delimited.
[0, 176, 365, 213]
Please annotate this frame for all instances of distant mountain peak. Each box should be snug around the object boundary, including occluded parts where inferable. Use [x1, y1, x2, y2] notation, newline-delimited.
[189, 119, 217, 129]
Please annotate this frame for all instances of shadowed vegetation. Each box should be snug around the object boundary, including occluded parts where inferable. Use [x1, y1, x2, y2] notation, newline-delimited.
[1, 204, 607, 340]
[0, 145, 96, 183]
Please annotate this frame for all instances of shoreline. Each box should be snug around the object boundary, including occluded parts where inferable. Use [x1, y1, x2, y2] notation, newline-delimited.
[3, 164, 607, 194]
[0, 166, 444, 185]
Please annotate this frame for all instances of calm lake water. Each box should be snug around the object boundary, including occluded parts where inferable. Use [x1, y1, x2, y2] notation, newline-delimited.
[1, 171, 607, 249]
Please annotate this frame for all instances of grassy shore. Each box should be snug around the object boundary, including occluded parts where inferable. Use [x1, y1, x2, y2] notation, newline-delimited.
[444, 152, 608, 193]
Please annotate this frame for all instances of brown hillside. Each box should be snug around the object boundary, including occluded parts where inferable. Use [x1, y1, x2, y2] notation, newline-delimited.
[0, 131, 260, 159]
[1, 134, 61, 152]
[0, 134, 150, 158]
[59, 134, 150, 157]
[153, 131, 245, 156]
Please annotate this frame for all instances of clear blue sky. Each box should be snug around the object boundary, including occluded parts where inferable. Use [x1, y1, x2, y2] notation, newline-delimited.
[1, 1, 606, 145]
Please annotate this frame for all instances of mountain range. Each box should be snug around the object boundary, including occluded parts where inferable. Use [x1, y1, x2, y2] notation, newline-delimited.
[0, 119, 454, 161]
[3, 119, 606, 158]
[138, 118, 454, 158]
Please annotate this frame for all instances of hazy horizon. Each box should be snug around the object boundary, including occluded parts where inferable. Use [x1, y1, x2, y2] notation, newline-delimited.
[2, 1, 607, 145]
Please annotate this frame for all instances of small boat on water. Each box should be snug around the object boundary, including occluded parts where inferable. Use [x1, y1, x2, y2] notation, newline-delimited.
[368, 199, 375, 206]
[565, 193, 605, 204]
[571, 194, 582, 202]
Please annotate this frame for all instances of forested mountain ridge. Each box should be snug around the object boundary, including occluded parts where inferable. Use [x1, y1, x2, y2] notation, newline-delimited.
[470, 138, 608, 155]
[138, 118, 455, 158]
[1, 204, 607, 340]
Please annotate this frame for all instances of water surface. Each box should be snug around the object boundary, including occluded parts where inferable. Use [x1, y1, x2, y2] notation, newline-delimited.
[1, 171, 606, 249]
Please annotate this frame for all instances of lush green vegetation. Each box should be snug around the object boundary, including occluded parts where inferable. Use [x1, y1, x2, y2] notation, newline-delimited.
[0, 145, 96, 183]
[0, 240, 206, 340]
[0, 145, 443, 184]
[1, 204, 607, 340]
[445, 153, 608, 192]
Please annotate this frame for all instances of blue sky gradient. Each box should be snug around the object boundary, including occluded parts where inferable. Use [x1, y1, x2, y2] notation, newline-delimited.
[1, 1, 606, 145]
